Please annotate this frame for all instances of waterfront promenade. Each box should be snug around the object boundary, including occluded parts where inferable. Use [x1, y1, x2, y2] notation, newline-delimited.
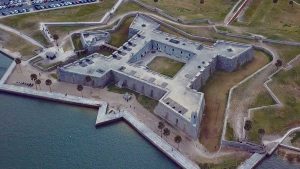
[0, 52, 200, 169]
[96, 108, 200, 169]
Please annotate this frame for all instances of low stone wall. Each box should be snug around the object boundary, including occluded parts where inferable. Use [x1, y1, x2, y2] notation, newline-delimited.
[222, 140, 265, 154]
[263, 38, 300, 47]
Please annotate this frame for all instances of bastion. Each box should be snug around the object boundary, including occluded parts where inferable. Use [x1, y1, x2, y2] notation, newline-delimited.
[57, 14, 253, 139]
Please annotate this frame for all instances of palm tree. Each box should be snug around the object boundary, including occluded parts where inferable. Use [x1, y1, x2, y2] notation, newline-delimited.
[273, 0, 278, 3]
[275, 59, 283, 69]
[289, 1, 294, 7]
[200, 0, 204, 4]
[77, 84, 83, 97]
[244, 120, 252, 140]
[163, 128, 170, 139]
[174, 135, 182, 149]
[53, 34, 59, 46]
[45, 79, 52, 92]
[85, 75, 92, 86]
[14, 58, 22, 72]
[258, 128, 265, 144]
[158, 122, 165, 137]
[30, 73, 37, 81]
[154, 0, 158, 2]
[35, 79, 41, 90]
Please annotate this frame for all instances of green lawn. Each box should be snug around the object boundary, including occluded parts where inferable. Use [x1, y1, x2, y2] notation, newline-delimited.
[109, 17, 134, 47]
[248, 64, 300, 143]
[0, 28, 40, 60]
[240, 0, 300, 41]
[147, 56, 185, 78]
[0, 1, 116, 44]
[225, 123, 235, 141]
[107, 84, 158, 113]
[114, 1, 147, 16]
[71, 34, 83, 51]
[140, 0, 238, 21]
[290, 131, 300, 148]
[249, 91, 275, 108]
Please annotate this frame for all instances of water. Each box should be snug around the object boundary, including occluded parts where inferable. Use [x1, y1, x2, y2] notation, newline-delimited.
[0, 51, 12, 78]
[0, 93, 179, 169]
[256, 154, 300, 169]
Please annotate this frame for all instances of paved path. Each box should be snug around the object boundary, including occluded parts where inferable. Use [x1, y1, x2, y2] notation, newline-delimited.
[0, 84, 103, 107]
[0, 23, 45, 48]
[96, 109, 200, 169]
[238, 153, 266, 169]
[225, 0, 251, 25]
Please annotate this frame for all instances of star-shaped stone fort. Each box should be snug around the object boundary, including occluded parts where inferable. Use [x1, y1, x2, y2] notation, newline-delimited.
[58, 14, 253, 139]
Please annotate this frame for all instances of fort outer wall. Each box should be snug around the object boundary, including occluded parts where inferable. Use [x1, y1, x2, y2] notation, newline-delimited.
[154, 93, 205, 139]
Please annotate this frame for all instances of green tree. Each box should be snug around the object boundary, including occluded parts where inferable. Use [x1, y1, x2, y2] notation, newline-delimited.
[77, 84, 84, 97]
[158, 122, 165, 137]
[244, 120, 252, 139]
[35, 79, 41, 90]
[45, 79, 52, 92]
[14, 58, 22, 72]
[163, 128, 170, 139]
[174, 135, 182, 149]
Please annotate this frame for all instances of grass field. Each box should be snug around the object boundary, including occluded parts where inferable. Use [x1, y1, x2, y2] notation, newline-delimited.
[0, 1, 116, 44]
[248, 63, 300, 143]
[71, 34, 83, 51]
[140, 0, 238, 21]
[115, 1, 147, 16]
[240, 0, 300, 41]
[269, 44, 300, 63]
[199, 50, 270, 151]
[109, 17, 134, 47]
[291, 131, 300, 148]
[249, 91, 276, 108]
[0, 28, 40, 60]
[147, 56, 185, 78]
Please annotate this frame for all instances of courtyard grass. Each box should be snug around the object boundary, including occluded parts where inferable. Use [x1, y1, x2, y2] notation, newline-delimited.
[0, 0, 116, 44]
[239, 0, 300, 41]
[199, 50, 270, 151]
[107, 84, 158, 113]
[0, 28, 40, 60]
[147, 56, 185, 78]
[140, 0, 238, 21]
[248, 64, 300, 143]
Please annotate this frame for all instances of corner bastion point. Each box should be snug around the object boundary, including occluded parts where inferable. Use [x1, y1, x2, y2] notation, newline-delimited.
[57, 14, 254, 139]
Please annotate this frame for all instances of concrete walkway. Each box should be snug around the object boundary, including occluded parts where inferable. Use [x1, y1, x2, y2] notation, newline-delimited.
[95, 109, 200, 169]
[0, 84, 102, 108]
[238, 153, 266, 169]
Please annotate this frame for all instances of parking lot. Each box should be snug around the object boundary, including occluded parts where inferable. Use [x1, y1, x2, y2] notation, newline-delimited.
[0, 0, 98, 17]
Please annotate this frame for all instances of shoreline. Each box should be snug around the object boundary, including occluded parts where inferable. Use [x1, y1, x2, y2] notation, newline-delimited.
[0, 52, 200, 169]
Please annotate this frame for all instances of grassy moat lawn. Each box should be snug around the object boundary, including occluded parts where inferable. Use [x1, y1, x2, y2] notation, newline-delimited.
[248, 63, 300, 143]
[147, 56, 185, 78]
